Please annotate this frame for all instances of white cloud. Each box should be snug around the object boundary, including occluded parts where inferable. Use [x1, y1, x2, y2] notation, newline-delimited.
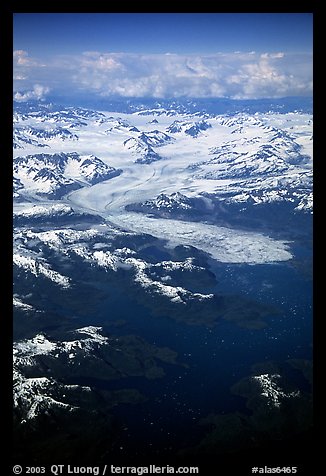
[260, 52, 285, 59]
[13, 50, 312, 100]
[13, 50, 32, 66]
[80, 52, 122, 71]
[13, 74, 27, 80]
[13, 50, 44, 67]
[71, 51, 312, 99]
[226, 54, 311, 99]
[14, 84, 50, 102]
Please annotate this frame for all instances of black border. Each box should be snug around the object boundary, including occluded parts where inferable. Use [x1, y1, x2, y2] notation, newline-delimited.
[3, 4, 319, 475]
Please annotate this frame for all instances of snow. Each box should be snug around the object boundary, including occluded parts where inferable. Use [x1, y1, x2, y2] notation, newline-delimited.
[13, 252, 71, 288]
[153, 258, 199, 272]
[114, 247, 136, 257]
[252, 374, 300, 408]
[13, 297, 35, 312]
[13, 203, 73, 218]
[14, 327, 110, 368]
[15, 227, 108, 250]
[13, 152, 120, 197]
[63, 156, 85, 180]
[14, 334, 57, 360]
[125, 256, 214, 304]
[13, 369, 80, 421]
[295, 193, 313, 212]
[13, 326, 111, 421]
[60, 242, 122, 271]
[92, 250, 120, 271]
[75, 326, 110, 343]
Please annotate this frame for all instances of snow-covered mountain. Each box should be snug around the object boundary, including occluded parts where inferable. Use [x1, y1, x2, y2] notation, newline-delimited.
[13, 104, 107, 125]
[167, 119, 212, 137]
[14, 125, 78, 149]
[42, 97, 311, 115]
[126, 191, 209, 219]
[138, 130, 175, 147]
[123, 137, 163, 164]
[13, 152, 122, 198]
[14, 325, 178, 426]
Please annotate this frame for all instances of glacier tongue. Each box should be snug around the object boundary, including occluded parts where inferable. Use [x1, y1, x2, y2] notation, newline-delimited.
[107, 211, 292, 264]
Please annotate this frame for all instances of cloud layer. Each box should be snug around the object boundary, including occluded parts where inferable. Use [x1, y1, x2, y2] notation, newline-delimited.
[14, 84, 50, 102]
[13, 50, 313, 100]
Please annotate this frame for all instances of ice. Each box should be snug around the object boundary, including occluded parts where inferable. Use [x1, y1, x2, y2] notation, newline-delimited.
[111, 212, 292, 264]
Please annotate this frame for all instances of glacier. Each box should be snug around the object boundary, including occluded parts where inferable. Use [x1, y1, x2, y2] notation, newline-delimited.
[12, 105, 313, 264]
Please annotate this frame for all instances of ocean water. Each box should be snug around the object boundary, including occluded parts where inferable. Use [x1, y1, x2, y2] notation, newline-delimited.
[67, 240, 313, 459]
[13, 225, 312, 462]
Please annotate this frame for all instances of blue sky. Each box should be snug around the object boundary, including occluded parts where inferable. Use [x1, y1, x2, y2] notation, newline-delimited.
[13, 13, 313, 101]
